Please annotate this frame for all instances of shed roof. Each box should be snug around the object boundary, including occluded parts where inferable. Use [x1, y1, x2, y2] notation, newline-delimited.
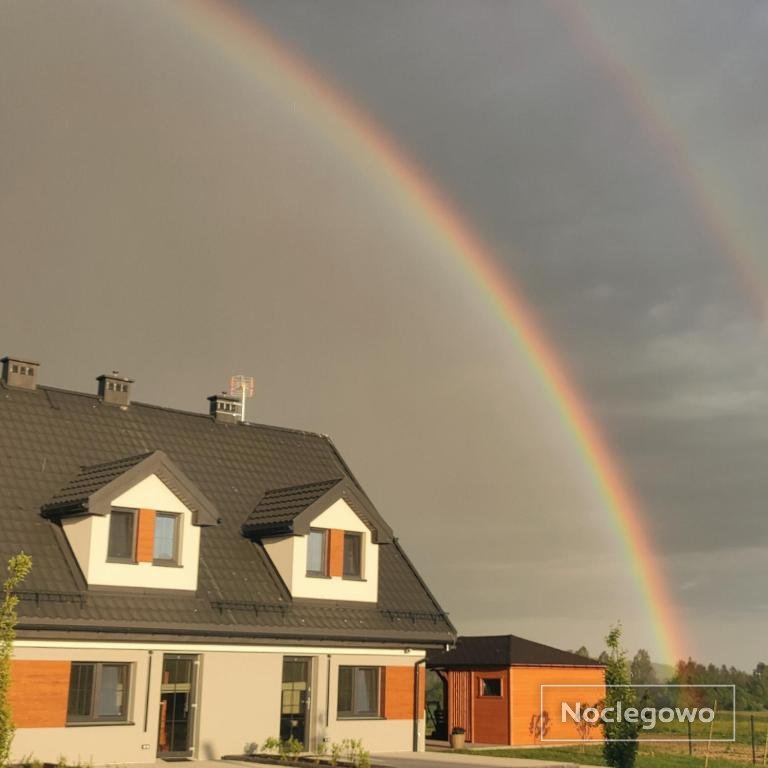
[427, 634, 603, 668]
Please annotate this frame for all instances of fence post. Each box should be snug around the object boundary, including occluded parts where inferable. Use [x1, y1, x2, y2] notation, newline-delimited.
[752, 715, 756, 764]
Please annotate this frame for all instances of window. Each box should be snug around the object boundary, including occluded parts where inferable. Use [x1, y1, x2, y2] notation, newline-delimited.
[154, 513, 180, 564]
[337, 666, 380, 718]
[306, 528, 328, 576]
[67, 662, 131, 723]
[480, 677, 502, 697]
[343, 532, 362, 578]
[107, 510, 136, 561]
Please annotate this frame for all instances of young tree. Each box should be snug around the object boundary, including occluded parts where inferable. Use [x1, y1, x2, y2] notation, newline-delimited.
[602, 624, 639, 768]
[0, 552, 33, 767]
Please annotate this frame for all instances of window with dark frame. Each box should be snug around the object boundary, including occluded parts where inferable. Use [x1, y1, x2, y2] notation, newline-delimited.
[153, 512, 180, 564]
[66, 662, 131, 723]
[306, 528, 328, 576]
[479, 677, 502, 697]
[337, 666, 380, 718]
[107, 509, 136, 561]
[342, 532, 362, 579]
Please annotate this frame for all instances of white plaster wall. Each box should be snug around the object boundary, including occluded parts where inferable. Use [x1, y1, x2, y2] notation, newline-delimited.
[263, 535, 295, 592]
[76, 474, 200, 590]
[288, 499, 379, 602]
[319, 652, 425, 752]
[195, 651, 283, 759]
[11, 642, 424, 764]
[10, 645, 161, 765]
[61, 515, 94, 580]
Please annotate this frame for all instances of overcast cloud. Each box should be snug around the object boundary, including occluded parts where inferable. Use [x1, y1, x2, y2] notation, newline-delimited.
[1, 0, 766, 666]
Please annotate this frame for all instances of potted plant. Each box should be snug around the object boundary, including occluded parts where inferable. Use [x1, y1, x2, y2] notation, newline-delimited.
[450, 726, 466, 750]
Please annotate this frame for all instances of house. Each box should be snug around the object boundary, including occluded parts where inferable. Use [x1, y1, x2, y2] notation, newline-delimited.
[0, 356, 455, 763]
[427, 635, 605, 745]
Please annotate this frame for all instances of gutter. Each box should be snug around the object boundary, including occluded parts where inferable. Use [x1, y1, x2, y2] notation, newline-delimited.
[16, 623, 453, 649]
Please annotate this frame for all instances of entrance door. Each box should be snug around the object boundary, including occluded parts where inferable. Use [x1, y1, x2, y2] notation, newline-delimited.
[280, 657, 312, 747]
[158, 654, 198, 757]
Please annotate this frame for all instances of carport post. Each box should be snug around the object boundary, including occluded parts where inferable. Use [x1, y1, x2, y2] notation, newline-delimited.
[413, 658, 427, 751]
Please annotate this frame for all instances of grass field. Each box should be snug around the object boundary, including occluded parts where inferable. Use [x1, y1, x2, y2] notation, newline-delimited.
[457, 712, 768, 768]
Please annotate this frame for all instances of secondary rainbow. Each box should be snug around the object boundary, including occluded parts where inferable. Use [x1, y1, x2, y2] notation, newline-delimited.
[556, 0, 768, 323]
[174, 0, 686, 662]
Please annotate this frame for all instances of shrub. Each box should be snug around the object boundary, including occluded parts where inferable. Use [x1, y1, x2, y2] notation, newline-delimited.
[262, 737, 282, 755]
[0, 553, 33, 768]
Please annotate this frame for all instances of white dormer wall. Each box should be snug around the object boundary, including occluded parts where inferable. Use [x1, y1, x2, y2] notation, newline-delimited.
[263, 498, 379, 602]
[61, 474, 200, 591]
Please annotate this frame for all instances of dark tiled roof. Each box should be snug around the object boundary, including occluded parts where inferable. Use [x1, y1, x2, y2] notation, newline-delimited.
[41, 453, 153, 513]
[243, 478, 343, 535]
[427, 635, 603, 668]
[42, 449, 221, 526]
[0, 382, 454, 647]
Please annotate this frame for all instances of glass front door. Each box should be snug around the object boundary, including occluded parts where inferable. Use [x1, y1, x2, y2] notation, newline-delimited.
[280, 657, 311, 748]
[158, 654, 197, 757]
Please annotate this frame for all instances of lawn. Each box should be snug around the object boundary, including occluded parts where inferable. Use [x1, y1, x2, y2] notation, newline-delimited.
[464, 745, 738, 768]
[455, 712, 768, 768]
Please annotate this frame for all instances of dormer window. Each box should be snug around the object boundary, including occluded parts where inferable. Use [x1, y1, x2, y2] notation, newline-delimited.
[107, 509, 136, 562]
[307, 528, 328, 576]
[244, 478, 392, 603]
[42, 451, 219, 591]
[343, 532, 362, 579]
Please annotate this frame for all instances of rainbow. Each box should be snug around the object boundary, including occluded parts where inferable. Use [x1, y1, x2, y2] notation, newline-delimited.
[173, 0, 686, 662]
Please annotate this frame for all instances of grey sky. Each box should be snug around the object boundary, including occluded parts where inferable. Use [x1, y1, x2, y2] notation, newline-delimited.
[1, 0, 766, 667]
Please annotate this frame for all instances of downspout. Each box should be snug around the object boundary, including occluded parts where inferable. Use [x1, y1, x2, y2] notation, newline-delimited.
[413, 658, 427, 752]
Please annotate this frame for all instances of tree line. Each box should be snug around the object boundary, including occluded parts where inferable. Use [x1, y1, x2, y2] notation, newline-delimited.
[573, 645, 768, 710]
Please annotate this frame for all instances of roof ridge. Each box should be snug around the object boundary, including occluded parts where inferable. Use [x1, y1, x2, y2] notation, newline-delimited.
[37, 385, 329, 438]
[263, 477, 344, 494]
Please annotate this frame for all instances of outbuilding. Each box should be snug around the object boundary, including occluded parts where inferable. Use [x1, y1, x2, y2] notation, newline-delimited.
[427, 634, 605, 746]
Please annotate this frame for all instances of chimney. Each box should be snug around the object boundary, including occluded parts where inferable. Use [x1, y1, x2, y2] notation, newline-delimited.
[1, 356, 40, 390]
[208, 392, 241, 424]
[97, 371, 134, 407]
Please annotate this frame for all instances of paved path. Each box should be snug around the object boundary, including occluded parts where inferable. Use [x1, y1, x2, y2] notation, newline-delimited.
[373, 751, 602, 768]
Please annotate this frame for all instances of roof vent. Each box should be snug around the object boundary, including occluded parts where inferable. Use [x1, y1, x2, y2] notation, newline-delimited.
[1, 356, 40, 390]
[208, 392, 241, 424]
[97, 371, 133, 407]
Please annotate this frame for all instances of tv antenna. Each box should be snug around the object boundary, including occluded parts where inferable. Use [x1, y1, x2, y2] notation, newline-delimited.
[229, 375, 255, 423]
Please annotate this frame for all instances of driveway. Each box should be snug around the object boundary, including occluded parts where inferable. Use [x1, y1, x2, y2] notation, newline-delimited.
[373, 751, 601, 768]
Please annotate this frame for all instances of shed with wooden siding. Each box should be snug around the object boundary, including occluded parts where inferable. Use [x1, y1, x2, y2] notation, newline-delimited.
[427, 635, 604, 746]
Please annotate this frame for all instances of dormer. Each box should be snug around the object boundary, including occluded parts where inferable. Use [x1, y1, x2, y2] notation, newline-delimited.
[242, 478, 393, 603]
[42, 451, 219, 591]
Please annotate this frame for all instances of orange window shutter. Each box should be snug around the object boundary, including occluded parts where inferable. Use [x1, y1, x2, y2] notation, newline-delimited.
[329, 529, 344, 577]
[383, 666, 417, 720]
[8, 660, 71, 728]
[136, 508, 156, 562]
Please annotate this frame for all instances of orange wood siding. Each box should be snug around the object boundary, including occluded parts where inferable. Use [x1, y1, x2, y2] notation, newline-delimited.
[510, 666, 605, 745]
[328, 528, 344, 577]
[446, 669, 473, 741]
[8, 660, 71, 728]
[136, 508, 156, 562]
[383, 665, 425, 719]
[473, 668, 510, 744]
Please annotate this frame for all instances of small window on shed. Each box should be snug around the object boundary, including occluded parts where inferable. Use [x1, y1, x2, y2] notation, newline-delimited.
[480, 678, 502, 697]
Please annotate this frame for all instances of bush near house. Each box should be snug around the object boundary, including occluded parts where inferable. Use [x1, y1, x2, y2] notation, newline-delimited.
[0, 553, 33, 767]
